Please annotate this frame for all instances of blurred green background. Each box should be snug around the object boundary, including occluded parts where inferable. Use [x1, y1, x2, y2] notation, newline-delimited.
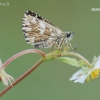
[0, 0, 100, 99]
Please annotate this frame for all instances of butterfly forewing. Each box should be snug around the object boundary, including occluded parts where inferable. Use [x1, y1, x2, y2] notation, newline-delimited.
[22, 10, 63, 48]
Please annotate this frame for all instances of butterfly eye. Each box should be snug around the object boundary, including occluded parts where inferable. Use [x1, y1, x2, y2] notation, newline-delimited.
[66, 32, 74, 38]
[66, 32, 71, 38]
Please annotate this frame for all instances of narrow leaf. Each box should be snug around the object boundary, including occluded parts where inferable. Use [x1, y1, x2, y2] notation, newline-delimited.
[78, 60, 86, 67]
[58, 57, 80, 67]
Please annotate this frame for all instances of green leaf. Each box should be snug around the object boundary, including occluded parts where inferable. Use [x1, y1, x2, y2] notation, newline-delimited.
[78, 60, 86, 67]
[91, 56, 97, 66]
[58, 57, 80, 67]
[82, 67, 89, 74]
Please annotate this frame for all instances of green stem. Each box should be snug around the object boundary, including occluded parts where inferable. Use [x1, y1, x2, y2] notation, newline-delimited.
[43, 49, 92, 68]
[61, 52, 92, 68]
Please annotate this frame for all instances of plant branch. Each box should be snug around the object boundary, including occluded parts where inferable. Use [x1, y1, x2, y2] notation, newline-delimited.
[61, 51, 92, 68]
[0, 49, 92, 97]
[0, 58, 43, 97]
[2, 49, 45, 69]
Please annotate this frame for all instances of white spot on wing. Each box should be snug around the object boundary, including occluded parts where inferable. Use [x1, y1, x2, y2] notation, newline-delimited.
[51, 33, 56, 36]
[39, 21, 45, 29]
[26, 11, 29, 13]
[22, 24, 25, 26]
[32, 37, 35, 39]
[25, 38, 30, 41]
[39, 30, 44, 34]
[26, 22, 30, 25]
[50, 28, 52, 31]
[25, 27, 32, 31]
[57, 29, 62, 34]
[27, 41, 31, 44]
[24, 33, 28, 36]
[22, 22, 30, 26]
[30, 37, 35, 42]
[31, 18, 36, 23]
[23, 20, 28, 24]
[24, 14, 27, 17]
[22, 27, 25, 30]
[23, 18, 26, 21]
[49, 38, 54, 40]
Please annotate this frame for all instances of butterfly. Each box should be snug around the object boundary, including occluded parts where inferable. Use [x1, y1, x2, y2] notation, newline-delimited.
[22, 10, 74, 49]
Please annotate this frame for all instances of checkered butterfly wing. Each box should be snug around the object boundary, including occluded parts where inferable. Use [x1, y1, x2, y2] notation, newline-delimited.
[22, 10, 63, 48]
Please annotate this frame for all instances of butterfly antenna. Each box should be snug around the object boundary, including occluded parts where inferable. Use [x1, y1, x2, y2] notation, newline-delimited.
[69, 40, 77, 50]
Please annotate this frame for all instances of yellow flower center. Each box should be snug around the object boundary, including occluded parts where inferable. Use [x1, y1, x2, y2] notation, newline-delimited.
[90, 69, 100, 79]
[86, 69, 100, 82]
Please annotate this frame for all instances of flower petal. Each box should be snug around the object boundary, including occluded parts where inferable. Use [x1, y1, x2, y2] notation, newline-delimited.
[70, 68, 90, 83]
[0, 70, 9, 86]
[0, 59, 14, 86]
[69, 69, 83, 81]
[0, 68, 14, 86]
[94, 56, 100, 69]
[1, 75, 8, 86]
[6, 74, 14, 85]
[0, 59, 2, 68]
[74, 75, 88, 83]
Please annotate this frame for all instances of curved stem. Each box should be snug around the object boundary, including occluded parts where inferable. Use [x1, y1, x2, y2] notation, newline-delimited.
[62, 52, 92, 68]
[2, 49, 46, 69]
[0, 49, 92, 96]
[0, 58, 43, 97]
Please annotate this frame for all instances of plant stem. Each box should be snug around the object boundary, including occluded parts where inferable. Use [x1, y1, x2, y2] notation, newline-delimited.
[2, 49, 45, 69]
[62, 52, 92, 68]
[0, 58, 43, 97]
[0, 49, 92, 97]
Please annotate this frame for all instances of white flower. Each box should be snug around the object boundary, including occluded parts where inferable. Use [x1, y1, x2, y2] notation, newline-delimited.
[69, 56, 100, 83]
[0, 59, 14, 86]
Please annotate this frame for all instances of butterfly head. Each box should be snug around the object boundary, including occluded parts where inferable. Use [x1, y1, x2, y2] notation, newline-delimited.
[65, 31, 74, 42]
[64, 31, 76, 50]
